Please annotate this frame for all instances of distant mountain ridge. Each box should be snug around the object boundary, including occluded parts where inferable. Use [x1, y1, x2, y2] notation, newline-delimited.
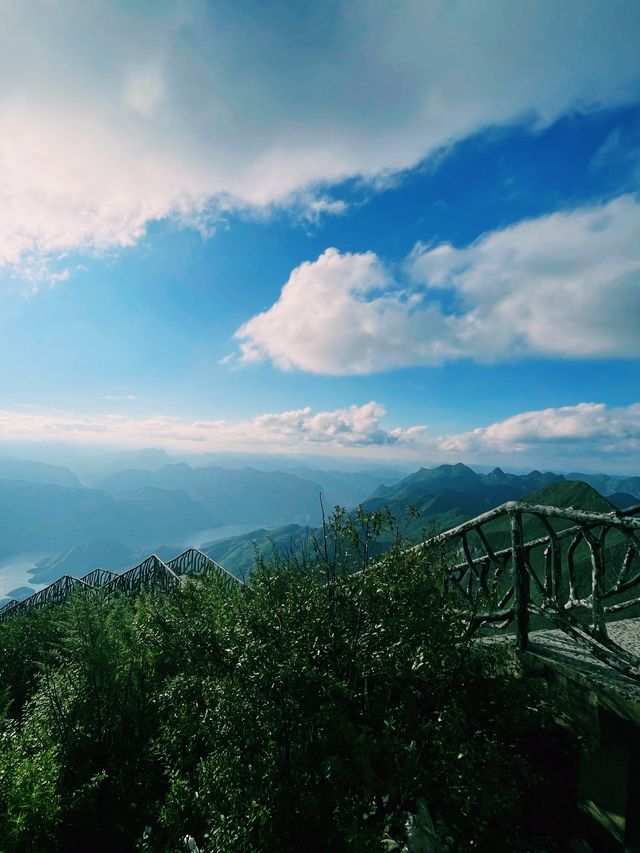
[360, 463, 567, 539]
[0, 455, 637, 585]
[200, 466, 629, 576]
[0, 456, 80, 488]
[567, 471, 640, 498]
[29, 540, 187, 585]
[93, 463, 379, 526]
[0, 481, 213, 557]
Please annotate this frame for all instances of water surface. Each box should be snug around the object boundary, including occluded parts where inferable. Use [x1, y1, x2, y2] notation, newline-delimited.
[0, 552, 48, 599]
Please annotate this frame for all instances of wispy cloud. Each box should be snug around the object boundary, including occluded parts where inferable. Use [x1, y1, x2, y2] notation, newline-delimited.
[0, 401, 424, 454]
[235, 195, 640, 374]
[439, 402, 640, 459]
[104, 394, 136, 401]
[0, 401, 637, 471]
[1, 1, 639, 281]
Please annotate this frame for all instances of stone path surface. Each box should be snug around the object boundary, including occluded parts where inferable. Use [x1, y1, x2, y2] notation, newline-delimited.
[526, 617, 640, 707]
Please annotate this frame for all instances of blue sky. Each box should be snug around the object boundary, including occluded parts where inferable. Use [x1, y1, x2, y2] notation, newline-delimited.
[0, 0, 639, 472]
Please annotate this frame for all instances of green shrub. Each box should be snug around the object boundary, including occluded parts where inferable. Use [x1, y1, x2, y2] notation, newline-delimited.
[0, 510, 577, 851]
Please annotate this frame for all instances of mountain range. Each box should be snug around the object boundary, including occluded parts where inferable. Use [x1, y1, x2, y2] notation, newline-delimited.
[0, 480, 212, 557]
[0, 456, 81, 488]
[203, 465, 639, 577]
[0, 454, 637, 586]
[94, 464, 342, 525]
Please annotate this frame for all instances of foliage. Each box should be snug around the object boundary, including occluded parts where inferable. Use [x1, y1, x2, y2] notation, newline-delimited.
[0, 508, 578, 852]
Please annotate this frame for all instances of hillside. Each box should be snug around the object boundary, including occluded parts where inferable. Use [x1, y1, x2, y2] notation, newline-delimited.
[480, 480, 618, 552]
[0, 456, 80, 488]
[521, 480, 616, 513]
[204, 524, 311, 579]
[95, 464, 329, 526]
[608, 492, 639, 510]
[0, 481, 213, 557]
[201, 469, 618, 577]
[28, 540, 187, 585]
[359, 463, 567, 543]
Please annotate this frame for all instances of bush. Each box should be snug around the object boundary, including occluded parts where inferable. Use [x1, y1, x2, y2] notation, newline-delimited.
[0, 509, 577, 851]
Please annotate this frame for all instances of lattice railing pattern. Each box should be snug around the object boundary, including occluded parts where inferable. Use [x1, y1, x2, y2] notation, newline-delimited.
[101, 554, 181, 595]
[0, 547, 243, 620]
[80, 568, 118, 587]
[416, 501, 640, 679]
[167, 547, 239, 588]
[0, 575, 93, 619]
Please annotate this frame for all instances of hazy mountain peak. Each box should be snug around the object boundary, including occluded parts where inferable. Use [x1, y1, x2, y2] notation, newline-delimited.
[0, 456, 80, 488]
[408, 463, 481, 485]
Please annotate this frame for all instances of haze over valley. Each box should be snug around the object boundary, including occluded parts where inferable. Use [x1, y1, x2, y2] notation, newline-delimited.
[1, 448, 637, 600]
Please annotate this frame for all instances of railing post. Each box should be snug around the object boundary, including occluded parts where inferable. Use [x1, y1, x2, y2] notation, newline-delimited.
[510, 509, 529, 653]
[585, 531, 607, 635]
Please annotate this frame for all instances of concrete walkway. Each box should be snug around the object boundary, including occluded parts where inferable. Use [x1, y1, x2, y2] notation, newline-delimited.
[525, 617, 640, 723]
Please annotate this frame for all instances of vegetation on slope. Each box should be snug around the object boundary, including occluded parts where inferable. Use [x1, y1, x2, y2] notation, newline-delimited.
[202, 472, 621, 578]
[0, 510, 579, 852]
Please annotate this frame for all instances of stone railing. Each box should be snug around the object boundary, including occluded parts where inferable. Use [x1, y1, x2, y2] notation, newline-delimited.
[414, 502, 640, 679]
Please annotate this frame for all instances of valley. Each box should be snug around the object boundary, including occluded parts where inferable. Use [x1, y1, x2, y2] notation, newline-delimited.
[1, 452, 637, 599]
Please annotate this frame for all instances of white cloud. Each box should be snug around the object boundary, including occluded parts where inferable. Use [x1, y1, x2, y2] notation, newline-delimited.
[235, 248, 439, 374]
[235, 196, 640, 374]
[0, 401, 424, 453]
[250, 402, 426, 447]
[409, 194, 640, 361]
[0, 400, 637, 469]
[122, 63, 165, 118]
[438, 402, 640, 459]
[1, 0, 639, 279]
[0, 401, 640, 474]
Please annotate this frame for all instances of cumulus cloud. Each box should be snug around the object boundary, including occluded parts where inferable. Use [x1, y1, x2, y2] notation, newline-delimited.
[235, 248, 445, 374]
[0, 401, 424, 452]
[409, 194, 640, 361]
[235, 195, 640, 373]
[251, 402, 426, 447]
[0, 400, 637, 468]
[1, 0, 639, 278]
[438, 402, 640, 458]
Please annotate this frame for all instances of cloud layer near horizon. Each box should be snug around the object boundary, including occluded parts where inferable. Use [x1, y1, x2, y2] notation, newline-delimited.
[1, 0, 639, 277]
[0, 401, 423, 453]
[441, 403, 640, 457]
[1, 401, 638, 469]
[235, 195, 640, 372]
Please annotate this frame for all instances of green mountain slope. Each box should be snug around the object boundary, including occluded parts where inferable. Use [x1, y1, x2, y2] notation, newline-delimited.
[521, 480, 615, 513]
[203, 524, 311, 579]
[201, 470, 617, 577]
[567, 471, 640, 498]
[608, 492, 639, 510]
[360, 464, 568, 544]
[478, 480, 615, 545]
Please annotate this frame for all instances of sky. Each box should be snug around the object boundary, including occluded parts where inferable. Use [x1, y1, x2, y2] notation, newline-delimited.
[0, 0, 639, 473]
